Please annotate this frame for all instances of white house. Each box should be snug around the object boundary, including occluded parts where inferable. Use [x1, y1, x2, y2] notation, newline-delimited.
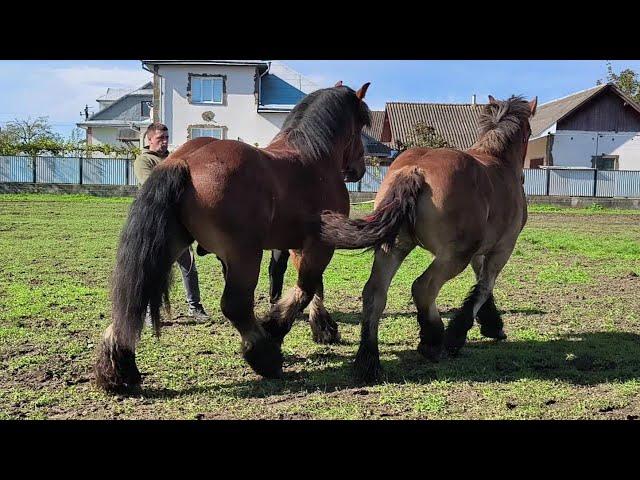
[77, 60, 393, 159]
[77, 82, 153, 151]
[141, 60, 321, 149]
[525, 83, 640, 170]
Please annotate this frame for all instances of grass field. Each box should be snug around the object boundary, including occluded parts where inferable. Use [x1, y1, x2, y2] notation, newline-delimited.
[1, 194, 639, 419]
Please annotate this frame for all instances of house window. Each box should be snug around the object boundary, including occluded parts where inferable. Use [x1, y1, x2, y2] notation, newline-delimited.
[191, 76, 224, 104]
[591, 155, 618, 170]
[529, 158, 544, 169]
[190, 127, 223, 140]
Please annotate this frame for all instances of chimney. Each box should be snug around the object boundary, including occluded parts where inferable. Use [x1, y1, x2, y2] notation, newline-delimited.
[472, 94, 477, 105]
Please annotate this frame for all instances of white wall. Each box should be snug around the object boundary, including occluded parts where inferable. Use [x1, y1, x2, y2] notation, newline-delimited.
[551, 131, 640, 170]
[158, 65, 287, 149]
[91, 127, 126, 148]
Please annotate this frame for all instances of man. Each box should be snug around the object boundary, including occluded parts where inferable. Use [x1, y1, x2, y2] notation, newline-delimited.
[134, 122, 209, 321]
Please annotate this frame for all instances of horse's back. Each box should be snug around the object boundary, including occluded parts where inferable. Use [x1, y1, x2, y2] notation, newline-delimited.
[379, 147, 506, 256]
[172, 139, 277, 253]
[383, 147, 490, 206]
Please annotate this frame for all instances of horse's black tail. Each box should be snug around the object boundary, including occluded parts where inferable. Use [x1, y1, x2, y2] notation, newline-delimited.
[320, 166, 424, 251]
[94, 160, 191, 392]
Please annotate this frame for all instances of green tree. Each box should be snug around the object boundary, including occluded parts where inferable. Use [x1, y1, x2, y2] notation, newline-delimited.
[597, 61, 640, 104]
[3, 116, 62, 144]
[398, 122, 450, 152]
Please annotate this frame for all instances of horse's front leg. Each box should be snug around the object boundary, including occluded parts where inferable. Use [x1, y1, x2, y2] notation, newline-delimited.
[262, 241, 335, 345]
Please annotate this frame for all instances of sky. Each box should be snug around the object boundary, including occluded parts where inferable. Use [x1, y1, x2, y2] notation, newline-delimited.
[1, 60, 640, 139]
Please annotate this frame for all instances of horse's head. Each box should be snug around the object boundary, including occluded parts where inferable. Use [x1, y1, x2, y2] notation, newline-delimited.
[335, 81, 371, 182]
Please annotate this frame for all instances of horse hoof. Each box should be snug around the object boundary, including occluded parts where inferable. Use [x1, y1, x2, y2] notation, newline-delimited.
[443, 330, 466, 357]
[480, 326, 507, 341]
[417, 342, 442, 362]
[354, 348, 383, 384]
[311, 324, 341, 345]
[242, 336, 284, 379]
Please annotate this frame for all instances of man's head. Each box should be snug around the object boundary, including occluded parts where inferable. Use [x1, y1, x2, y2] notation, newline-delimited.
[145, 123, 169, 154]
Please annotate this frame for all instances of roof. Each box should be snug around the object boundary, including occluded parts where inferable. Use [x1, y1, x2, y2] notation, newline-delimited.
[97, 88, 129, 102]
[79, 81, 153, 129]
[77, 119, 151, 128]
[363, 110, 385, 141]
[530, 83, 640, 137]
[362, 132, 392, 157]
[386, 102, 485, 150]
[142, 60, 269, 73]
[258, 61, 321, 112]
[530, 84, 606, 137]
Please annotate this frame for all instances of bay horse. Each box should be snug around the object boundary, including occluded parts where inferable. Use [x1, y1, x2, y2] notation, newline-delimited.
[318, 95, 537, 382]
[94, 82, 372, 392]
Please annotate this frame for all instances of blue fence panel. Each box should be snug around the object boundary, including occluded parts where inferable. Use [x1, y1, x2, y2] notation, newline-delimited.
[523, 169, 547, 195]
[614, 170, 640, 198]
[82, 158, 129, 185]
[128, 160, 138, 186]
[36, 156, 80, 184]
[595, 170, 616, 198]
[346, 165, 389, 192]
[0, 155, 32, 182]
[549, 169, 596, 196]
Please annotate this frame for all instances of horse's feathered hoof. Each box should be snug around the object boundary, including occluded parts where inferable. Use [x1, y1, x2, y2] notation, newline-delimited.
[443, 329, 467, 357]
[242, 335, 284, 379]
[354, 346, 383, 384]
[417, 341, 442, 362]
[94, 343, 142, 394]
[480, 326, 507, 341]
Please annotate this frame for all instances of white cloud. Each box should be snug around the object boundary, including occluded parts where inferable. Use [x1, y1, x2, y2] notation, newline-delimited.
[0, 62, 151, 137]
[52, 65, 151, 90]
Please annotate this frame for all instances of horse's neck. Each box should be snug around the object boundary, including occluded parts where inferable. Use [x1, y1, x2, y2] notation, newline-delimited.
[469, 142, 525, 177]
[264, 135, 343, 172]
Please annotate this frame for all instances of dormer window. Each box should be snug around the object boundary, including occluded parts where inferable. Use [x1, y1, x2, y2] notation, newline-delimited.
[191, 76, 223, 104]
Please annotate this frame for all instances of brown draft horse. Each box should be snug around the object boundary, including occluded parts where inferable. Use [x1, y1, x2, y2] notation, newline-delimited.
[94, 82, 372, 392]
[318, 95, 537, 382]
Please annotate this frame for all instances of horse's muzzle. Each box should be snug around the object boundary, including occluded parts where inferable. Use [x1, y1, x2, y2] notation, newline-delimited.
[343, 164, 366, 183]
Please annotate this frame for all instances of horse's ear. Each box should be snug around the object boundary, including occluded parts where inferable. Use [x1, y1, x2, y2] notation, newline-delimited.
[529, 97, 538, 116]
[356, 82, 371, 100]
[488, 95, 497, 104]
[334, 80, 343, 87]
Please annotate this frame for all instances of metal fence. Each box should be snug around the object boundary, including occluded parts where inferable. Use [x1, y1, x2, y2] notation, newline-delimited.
[2, 155, 640, 198]
[0, 155, 138, 186]
[522, 168, 640, 198]
[348, 165, 640, 198]
[346, 164, 389, 192]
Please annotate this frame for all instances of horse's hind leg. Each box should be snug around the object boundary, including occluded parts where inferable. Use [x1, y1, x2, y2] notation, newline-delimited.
[220, 248, 283, 378]
[412, 256, 470, 362]
[445, 247, 514, 355]
[471, 255, 507, 340]
[355, 240, 414, 382]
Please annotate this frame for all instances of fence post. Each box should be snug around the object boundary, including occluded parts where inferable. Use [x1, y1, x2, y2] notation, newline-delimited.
[545, 168, 551, 195]
[592, 168, 598, 197]
[79, 155, 83, 185]
[125, 158, 130, 185]
[32, 156, 37, 183]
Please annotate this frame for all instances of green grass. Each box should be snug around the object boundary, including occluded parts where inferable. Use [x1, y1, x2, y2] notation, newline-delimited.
[1, 193, 639, 419]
